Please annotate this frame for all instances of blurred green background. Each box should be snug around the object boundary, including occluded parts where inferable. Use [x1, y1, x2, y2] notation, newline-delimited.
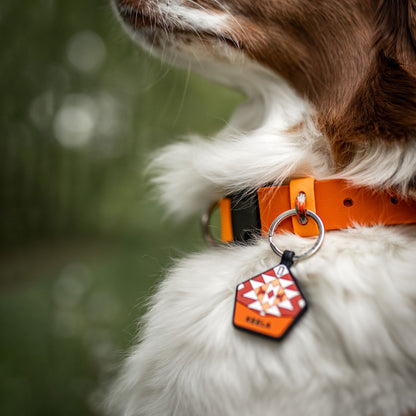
[0, 1, 242, 414]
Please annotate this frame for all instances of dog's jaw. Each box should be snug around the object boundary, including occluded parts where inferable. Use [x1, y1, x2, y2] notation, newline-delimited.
[113, 0, 246, 70]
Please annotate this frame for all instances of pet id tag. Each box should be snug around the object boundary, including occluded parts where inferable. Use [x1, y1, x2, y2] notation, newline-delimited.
[233, 250, 306, 339]
[233, 207, 325, 340]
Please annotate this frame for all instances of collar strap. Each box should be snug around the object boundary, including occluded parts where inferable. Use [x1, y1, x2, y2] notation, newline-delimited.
[219, 178, 416, 243]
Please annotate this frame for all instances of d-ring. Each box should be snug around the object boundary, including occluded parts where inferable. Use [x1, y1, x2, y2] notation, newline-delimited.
[268, 209, 325, 261]
[201, 202, 223, 246]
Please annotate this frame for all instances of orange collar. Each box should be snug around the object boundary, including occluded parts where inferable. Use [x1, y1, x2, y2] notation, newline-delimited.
[219, 178, 416, 243]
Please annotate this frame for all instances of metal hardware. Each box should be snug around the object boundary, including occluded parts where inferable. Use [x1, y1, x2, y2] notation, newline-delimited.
[295, 191, 308, 225]
[268, 209, 325, 261]
[201, 202, 223, 247]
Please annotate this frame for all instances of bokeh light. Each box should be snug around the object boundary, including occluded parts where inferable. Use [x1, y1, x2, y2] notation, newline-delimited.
[54, 94, 98, 148]
[67, 31, 107, 73]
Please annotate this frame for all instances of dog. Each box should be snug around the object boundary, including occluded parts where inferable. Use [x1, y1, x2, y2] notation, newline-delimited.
[108, 1, 416, 415]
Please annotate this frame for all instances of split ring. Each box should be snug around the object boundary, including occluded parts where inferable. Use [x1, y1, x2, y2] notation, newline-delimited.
[268, 209, 325, 261]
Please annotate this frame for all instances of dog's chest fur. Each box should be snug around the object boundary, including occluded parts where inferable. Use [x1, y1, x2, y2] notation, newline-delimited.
[109, 1, 416, 415]
[111, 229, 416, 416]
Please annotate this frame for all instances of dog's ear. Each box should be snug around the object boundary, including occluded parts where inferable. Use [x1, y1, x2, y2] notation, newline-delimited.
[409, 1, 416, 49]
[374, 0, 416, 71]
[329, 0, 416, 168]
[371, 0, 416, 136]
[373, 0, 416, 130]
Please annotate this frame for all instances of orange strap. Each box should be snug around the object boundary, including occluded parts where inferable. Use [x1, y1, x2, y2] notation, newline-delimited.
[219, 198, 234, 242]
[219, 178, 416, 241]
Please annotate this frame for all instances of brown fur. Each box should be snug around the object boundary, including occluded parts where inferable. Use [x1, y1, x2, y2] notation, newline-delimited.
[187, 0, 416, 169]
[117, 0, 416, 174]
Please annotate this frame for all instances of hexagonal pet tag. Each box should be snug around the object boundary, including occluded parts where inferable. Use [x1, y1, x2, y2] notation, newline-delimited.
[233, 251, 307, 340]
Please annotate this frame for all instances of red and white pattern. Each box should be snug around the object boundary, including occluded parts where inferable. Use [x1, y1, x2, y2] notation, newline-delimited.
[236, 264, 306, 318]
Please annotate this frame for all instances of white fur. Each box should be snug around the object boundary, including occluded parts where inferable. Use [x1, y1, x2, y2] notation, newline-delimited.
[109, 228, 416, 416]
[108, 1, 416, 415]
[339, 140, 416, 198]
[116, 0, 230, 31]
[149, 68, 332, 218]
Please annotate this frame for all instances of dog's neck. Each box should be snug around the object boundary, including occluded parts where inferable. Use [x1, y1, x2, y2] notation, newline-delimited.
[152, 60, 416, 218]
[150, 65, 416, 219]
[115, 0, 416, 217]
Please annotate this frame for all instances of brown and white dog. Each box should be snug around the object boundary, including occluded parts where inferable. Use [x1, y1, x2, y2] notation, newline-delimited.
[108, 1, 416, 415]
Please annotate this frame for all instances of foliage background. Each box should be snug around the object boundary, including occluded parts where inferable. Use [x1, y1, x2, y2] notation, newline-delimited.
[0, 1, 242, 414]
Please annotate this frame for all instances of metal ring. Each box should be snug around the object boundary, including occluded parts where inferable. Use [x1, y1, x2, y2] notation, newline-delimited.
[201, 202, 223, 247]
[268, 209, 325, 261]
